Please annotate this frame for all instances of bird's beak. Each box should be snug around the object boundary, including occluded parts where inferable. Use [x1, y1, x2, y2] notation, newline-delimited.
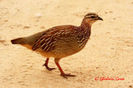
[98, 16, 103, 21]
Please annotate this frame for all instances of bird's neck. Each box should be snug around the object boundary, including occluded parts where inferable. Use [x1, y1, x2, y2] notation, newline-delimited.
[80, 18, 91, 36]
[76, 19, 92, 49]
[81, 18, 91, 29]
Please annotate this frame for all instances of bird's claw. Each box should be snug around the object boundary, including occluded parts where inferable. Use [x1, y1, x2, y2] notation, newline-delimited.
[61, 73, 76, 78]
[47, 67, 56, 71]
[43, 64, 56, 71]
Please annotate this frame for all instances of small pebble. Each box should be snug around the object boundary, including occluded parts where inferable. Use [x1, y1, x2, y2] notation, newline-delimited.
[109, 11, 113, 13]
[35, 13, 42, 18]
[96, 67, 99, 69]
[113, 18, 116, 20]
[40, 26, 45, 29]
[105, 11, 108, 14]
[23, 25, 30, 29]
[129, 85, 132, 88]
[4, 20, 8, 22]
[112, 68, 115, 71]
[111, 48, 114, 50]
[0, 40, 6, 43]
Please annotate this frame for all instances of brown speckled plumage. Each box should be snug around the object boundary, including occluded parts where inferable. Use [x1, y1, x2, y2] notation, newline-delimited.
[11, 13, 103, 78]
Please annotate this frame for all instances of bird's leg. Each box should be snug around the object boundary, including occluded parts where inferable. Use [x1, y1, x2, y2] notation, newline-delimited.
[54, 58, 76, 78]
[43, 58, 56, 71]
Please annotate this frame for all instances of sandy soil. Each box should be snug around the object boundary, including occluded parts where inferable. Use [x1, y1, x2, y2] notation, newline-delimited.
[0, 0, 133, 88]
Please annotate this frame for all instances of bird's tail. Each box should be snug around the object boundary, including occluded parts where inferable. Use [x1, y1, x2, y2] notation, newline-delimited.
[11, 38, 25, 44]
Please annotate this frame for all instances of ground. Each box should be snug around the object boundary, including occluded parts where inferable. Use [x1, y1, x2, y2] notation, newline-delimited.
[0, 0, 133, 88]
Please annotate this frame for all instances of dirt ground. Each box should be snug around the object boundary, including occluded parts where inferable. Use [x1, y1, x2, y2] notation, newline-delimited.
[0, 0, 133, 88]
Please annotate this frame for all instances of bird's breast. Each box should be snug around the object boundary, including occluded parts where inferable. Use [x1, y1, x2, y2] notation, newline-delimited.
[76, 28, 91, 49]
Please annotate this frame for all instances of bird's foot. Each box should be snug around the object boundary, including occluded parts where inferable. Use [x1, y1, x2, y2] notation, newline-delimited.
[42, 64, 56, 71]
[47, 67, 56, 71]
[61, 73, 76, 78]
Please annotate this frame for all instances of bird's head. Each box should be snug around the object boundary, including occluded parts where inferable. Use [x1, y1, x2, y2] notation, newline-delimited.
[84, 13, 103, 25]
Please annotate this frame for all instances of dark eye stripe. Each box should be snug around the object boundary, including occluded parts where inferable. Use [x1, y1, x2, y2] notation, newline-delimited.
[85, 15, 96, 18]
[91, 16, 95, 18]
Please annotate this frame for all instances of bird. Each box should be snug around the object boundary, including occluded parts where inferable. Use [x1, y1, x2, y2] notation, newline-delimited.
[11, 13, 103, 78]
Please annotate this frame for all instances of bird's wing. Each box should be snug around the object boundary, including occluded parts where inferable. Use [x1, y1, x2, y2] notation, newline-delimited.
[32, 25, 78, 52]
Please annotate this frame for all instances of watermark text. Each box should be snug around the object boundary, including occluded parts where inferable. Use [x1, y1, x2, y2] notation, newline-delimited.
[95, 77, 125, 81]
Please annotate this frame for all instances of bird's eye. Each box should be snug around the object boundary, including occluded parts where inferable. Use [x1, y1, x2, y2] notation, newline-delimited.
[90, 16, 95, 18]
